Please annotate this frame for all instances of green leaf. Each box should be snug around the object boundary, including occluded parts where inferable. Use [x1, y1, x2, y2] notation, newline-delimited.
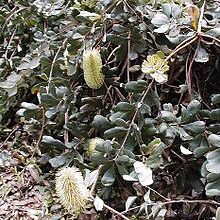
[205, 176, 220, 196]
[92, 115, 111, 131]
[116, 163, 129, 176]
[195, 46, 209, 63]
[208, 124, 220, 133]
[94, 195, 104, 211]
[183, 121, 205, 134]
[0, 72, 22, 97]
[159, 111, 177, 122]
[181, 100, 201, 122]
[115, 155, 130, 163]
[211, 109, 220, 121]
[77, 11, 101, 21]
[17, 57, 40, 70]
[206, 148, 220, 174]
[125, 196, 137, 212]
[151, 14, 169, 27]
[21, 102, 39, 110]
[41, 136, 66, 149]
[112, 118, 128, 127]
[124, 81, 147, 92]
[190, 135, 209, 157]
[206, 27, 220, 37]
[113, 102, 135, 112]
[176, 127, 192, 141]
[41, 94, 59, 106]
[112, 24, 127, 33]
[104, 127, 128, 139]
[211, 94, 220, 105]
[208, 134, 220, 148]
[49, 154, 69, 168]
[134, 161, 153, 186]
[101, 168, 115, 186]
[100, 0, 112, 6]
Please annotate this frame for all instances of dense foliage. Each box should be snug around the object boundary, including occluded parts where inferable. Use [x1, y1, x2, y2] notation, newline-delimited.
[1, 0, 220, 219]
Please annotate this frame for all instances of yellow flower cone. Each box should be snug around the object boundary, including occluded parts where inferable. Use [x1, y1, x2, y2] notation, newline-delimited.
[83, 49, 104, 89]
[55, 166, 90, 212]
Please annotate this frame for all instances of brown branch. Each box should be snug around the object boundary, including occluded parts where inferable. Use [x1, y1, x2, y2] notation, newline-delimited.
[186, 39, 200, 97]
[103, 204, 130, 220]
[127, 30, 131, 83]
[165, 36, 198, 62]
[197, 0, 206, 34]
[1, 7, 27, 33]
[64, 107, 69, 145]
[0, 126, 19, 149]
[30, 107, 45, 159]
[47, 38, 68, 92]
[114, 80, 154, 159]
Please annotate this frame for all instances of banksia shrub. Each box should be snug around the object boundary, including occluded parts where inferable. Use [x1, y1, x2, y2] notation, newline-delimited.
[55, 166, 90, 212]
[82, 49, 104, 89]
[141, 51, 169, 84]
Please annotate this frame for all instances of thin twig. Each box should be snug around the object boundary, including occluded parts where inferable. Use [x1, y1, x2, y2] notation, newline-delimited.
[127, 30, 131, 82]
[47, 38, 68, 92]
[1, 7, 27, 33]
[103, 204, 130, 220]
[197, 0, 206, 34]
[107, 45, 120, 62]
[0, 126, 19, 149]
[30, 107, 45, 159]
[115, 80, 154, 159]
[121, 205, 141, 214]
[161, 199, 220, 206]
[122, 0, 140, 18]
[186, 39, 200, 97]
[64, 107, 69, 145]
[172, 34, 197, 51]
[201, 33, 220, 44]
[165, 37, 198, 62]
[89, 194, 130, 220]
[90, 165, 102, 195]
[104, 82, 114, 105]
[146, 186, 169, 201]
[4, 28, 17, 61]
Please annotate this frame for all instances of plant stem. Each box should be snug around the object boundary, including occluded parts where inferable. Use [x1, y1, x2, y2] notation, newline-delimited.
[103, 204, 130, 220]
[165, 36, 198, 62]
[115, 80, 154, 159]
[127, 30, 131, 82]
[64, 107, 69, 145]
[31, 107, 45, 159]
[47, 38, 68, 93]
[197, 0, 206, 34]
[201, 33, 220, 44]
[1, 7, 27, 33]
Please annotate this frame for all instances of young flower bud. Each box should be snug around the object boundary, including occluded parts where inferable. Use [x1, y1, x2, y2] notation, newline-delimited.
[83, 49, 104, 89]
[87, 137, 104, 156]
[55, 166, 90, 213]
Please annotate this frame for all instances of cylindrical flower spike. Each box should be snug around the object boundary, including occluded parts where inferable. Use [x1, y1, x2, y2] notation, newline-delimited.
[55, 166, 90, 212]
[82, 49, 104, 89]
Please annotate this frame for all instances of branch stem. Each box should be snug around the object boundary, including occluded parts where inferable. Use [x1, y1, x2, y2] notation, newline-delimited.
[115, 80, 154, 159]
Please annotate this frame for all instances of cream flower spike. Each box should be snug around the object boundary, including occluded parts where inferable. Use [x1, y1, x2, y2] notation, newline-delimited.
[83, 49, 104, 89]
[55, 166, 90, 212]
